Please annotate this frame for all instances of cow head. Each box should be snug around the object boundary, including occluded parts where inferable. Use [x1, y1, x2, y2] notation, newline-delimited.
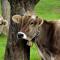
[12, 15, 43, 46]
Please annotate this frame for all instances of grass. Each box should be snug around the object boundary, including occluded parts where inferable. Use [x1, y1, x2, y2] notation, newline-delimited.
[30, 43, 41, 60]
[34, 0, 60, 20]
[0, 34, 7, 60]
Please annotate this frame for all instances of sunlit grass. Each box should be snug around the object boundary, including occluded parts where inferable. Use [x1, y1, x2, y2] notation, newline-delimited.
[34, 0, 60, 20]
[30, 43, 41, 60]
[0, 34, 7, 60]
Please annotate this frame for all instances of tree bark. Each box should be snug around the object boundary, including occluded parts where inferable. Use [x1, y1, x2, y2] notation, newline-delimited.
[4, 0, 39, 60]
[0, 0, 2, 15]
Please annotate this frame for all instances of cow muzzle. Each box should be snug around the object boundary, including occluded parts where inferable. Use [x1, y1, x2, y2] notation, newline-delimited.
[17, 32, 27, 39]
[17, 32, 33, 47]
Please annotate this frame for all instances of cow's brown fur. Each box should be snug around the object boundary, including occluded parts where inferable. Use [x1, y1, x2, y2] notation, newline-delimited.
[35, 20, 60, 60]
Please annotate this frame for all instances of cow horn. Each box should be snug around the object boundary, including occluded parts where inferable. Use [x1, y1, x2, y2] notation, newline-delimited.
[39, 19, 44, 26]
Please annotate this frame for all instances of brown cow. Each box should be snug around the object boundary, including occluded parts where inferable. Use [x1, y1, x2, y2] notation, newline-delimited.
[0, 16, 8, 35]
[12, 14, 60, 60]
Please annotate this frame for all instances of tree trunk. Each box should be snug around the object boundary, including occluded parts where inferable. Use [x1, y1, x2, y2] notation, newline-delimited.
[0, 0, 2, 15]
[4, 0, 39, 60]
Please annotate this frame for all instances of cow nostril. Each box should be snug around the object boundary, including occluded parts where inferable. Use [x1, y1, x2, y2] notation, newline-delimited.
[17, 33, 24, 39]
[18, 34, 23, 38]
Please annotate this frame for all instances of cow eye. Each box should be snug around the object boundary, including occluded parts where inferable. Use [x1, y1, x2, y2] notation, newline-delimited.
[30, 22, 34, 25]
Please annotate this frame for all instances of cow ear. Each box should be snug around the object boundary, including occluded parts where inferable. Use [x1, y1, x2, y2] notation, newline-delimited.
[39, 20, 43, 25]
[12, 15, 21, 23]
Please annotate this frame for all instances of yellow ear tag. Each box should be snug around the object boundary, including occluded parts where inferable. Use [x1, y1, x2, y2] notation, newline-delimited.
[27, 41, 33, 47]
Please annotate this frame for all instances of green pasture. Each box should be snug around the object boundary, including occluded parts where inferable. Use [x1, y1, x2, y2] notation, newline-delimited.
[0, 0, 60, 60]
[0, 35, 7, 60]
[35, 0, 60, 20]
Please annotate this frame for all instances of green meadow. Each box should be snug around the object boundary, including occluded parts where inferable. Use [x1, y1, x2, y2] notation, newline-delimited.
[35, 0, 60, 20]
[0, 0, 60, 60]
